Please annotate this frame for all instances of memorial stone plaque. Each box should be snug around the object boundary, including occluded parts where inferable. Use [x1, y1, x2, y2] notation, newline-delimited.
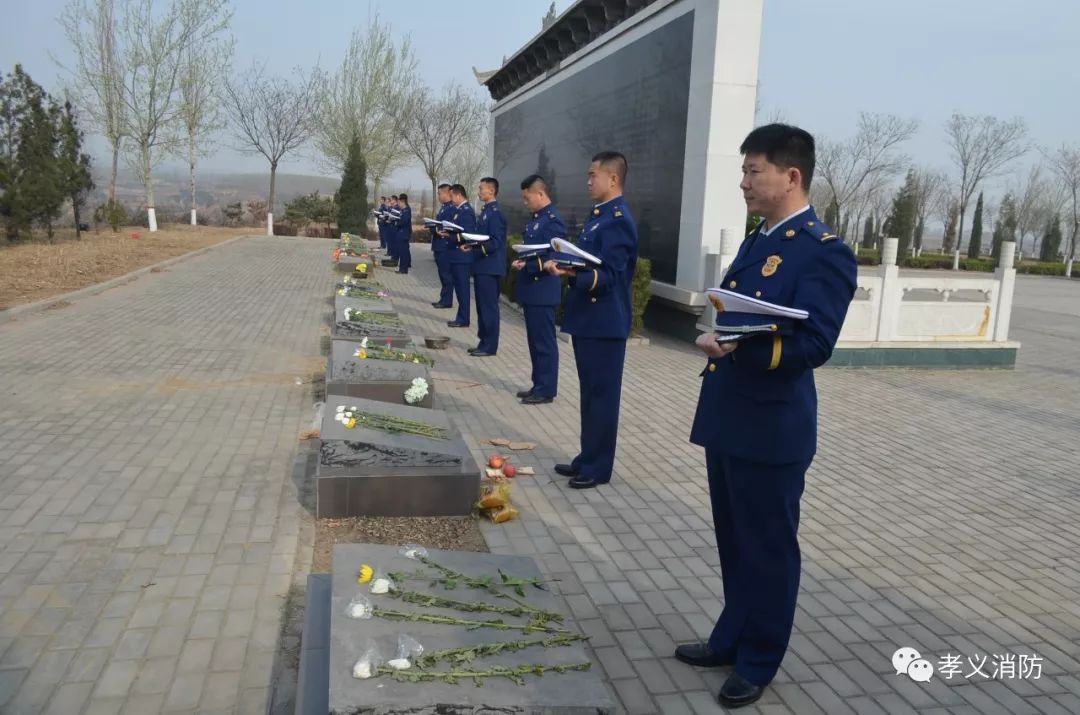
[327, 544, 614, 715]
[335, 294, 397, 316]
[326, 339, 434, 408]
[316, 396, 478, 517]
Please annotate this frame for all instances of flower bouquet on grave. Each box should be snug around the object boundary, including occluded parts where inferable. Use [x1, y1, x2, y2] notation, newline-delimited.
[343, 308, 403, 327]
[403, 377, 429, 405]
[354, 337, 434, 366]
[334, 405, 448, 439]
[337, 285, 390, 300]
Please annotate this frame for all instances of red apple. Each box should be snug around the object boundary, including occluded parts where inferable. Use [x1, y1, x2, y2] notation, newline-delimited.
[503, 464, 517, 478]
[488, 454, 505, 470]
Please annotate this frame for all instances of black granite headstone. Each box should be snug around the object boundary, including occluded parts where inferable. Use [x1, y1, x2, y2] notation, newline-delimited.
[316, 396, 478, 518]
[326, 340, 434, 408]
[326, 544, 614, 715]
[335, 294, 396, 317]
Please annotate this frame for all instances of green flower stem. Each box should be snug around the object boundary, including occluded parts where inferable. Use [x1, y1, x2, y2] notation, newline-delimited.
[359, 346, 435, 367]
[388, 587, 563, 624]
[376, 662, 592, 686]
[347, 412, 447, 440]
[411, 633, 588, 669]
[372, 606, 568, 635]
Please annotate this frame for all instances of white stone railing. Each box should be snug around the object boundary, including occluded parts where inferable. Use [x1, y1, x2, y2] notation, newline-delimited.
[698, 236, 1018, 344]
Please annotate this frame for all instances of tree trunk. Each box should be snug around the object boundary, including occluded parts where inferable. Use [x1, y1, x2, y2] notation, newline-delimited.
[189, 132, 197, 226]
[108, 137, 121, 203]
[73, 195, 82, 239]
[141, 139, 157, 232]
[430, 177, 437, 217]
[956, 200, 967, 259]
[268, 160, 278, 236]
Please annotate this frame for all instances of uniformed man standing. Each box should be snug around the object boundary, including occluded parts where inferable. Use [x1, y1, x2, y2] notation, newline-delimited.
[468, 177, 506, 357]
[430, 183, 455, 309]
[544, 152, 637, 489]
[443, 184, 477, 329]
[511, 174, 566, 404]
[674, 124, 857, 709]
[386, 196, 401, 264]
[376, 196, 388, 251]
[395, 193, 412, 274]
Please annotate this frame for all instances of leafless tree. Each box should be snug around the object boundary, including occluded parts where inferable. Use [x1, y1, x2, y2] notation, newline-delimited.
[224, 63, 319, 232]
[401, 83, 487, 213]
[314, 15, 422, 196]
[57, 0, 126, 203]
[178, 28, 233, 225]
[944, 114, 1028, 254]
[1046, 144, 1080, 263]
[1011, 164, 1046, 257]
[118, 0, 231, 231]
[816, 112, 919, 229]
[911, 169, 947, 250]
[445, 129, 489, 205]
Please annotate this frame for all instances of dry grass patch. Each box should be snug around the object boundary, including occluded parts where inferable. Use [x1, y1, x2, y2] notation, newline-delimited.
[0, 224, 252, 310]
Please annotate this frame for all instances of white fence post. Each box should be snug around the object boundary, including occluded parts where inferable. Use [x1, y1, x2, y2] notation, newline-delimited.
[876, 237, 900, 341]
[994, 241, 1017, 342]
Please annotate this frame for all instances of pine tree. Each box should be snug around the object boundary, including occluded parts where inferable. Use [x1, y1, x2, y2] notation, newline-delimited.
[861, 214, 875, 249]
[991, 193, 1018, 261]
[823, 198, 840, 230]
[886, 170, 918, 260]
[336, 136, 368, 235]
[1, 65, 61, 240]
[1040, 214, 1063, 261]
[967, 191, 985, 259]
[58, 101, 94, 239]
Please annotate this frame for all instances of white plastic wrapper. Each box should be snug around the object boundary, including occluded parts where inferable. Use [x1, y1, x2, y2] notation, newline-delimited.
[369, 569, 396, 595]
[388, 634, 424, 670]
[345, 593, 373, 620]
[399, 544, 428, 561]
[352, 638, 383, 679]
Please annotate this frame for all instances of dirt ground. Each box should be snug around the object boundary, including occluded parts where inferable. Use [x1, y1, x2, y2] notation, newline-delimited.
[0, 224, 253, 310]
[312, 515, 489, 573]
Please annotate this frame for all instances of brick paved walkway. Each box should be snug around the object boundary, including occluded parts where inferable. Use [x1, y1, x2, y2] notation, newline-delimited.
[1, 235, 1078, 714]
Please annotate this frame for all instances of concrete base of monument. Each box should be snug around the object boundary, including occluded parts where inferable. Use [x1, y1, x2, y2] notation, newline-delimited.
[326, 339, 435, 408]
[334, 294, 396, 317]
[827, 340, 1020, 368]
[315, 396, 478, 518]
[301, 544, 614, 715]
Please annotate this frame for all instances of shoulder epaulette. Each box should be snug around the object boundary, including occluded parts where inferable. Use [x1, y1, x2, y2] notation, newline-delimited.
[802, 220, 837, 242]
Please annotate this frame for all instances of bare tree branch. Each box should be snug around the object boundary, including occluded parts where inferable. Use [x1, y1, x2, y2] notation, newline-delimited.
[1045, 144, 1080, 261]
[944, 113, 1028, 251]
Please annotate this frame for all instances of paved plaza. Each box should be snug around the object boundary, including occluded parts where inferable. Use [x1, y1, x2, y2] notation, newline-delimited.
[0, 236, 1078, 714]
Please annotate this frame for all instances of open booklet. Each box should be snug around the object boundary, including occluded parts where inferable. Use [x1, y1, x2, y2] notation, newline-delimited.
[550, 237, 602, 267]
[511, 242, 551, 255]
[705, 288, 807, 343]
[705, 288, 808, 320]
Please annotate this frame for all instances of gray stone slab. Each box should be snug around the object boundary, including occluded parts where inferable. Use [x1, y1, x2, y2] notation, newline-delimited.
[331, 317, 412, 348]
[329, 544, 614, 715]
[316, 396, 478, 518]
[326, 340, 435, 408]
[334, 294, 397, 316]
[334, 256, 373, 274]
[296, 574, 331, 715]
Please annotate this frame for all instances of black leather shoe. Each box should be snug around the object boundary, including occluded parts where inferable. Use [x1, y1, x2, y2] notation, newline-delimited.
[432, 303, 452, 309]
[515, 389, 533, 399]
[554, 464, 578, 478]
[447, 321, 469, 328]
[674, 643, 735, 668]
[568, 476, 604, 489]
[467, 347, 479, 354]
[717, 673, 764, 709]
[521, 394, 553, 405]
[470, 351, 495, 357]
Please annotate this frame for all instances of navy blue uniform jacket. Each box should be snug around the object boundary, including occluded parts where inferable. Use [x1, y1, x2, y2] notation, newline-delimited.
[560, 197, 638, 339]
[690, 208, 857, 465]
[517, 204, 567, 307]
[448, 202, 478, 264]
[472, 201, 507, 276]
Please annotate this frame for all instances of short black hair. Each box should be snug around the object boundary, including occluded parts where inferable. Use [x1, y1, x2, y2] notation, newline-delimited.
[450, 184, 467, 198]
[520, 174, 548, 193]
[740, 123, 815, 191]
[437, 183, 451, 190]
[591, 151, 628, 184]
[398, 193, 408, 203]
[480, 177, 499, 196]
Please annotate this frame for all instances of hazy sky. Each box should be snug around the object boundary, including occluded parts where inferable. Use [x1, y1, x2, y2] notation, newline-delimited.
[2, 0, 1077, 198]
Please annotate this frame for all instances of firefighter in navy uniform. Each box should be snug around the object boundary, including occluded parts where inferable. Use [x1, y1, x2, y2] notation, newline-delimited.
[544, 152, 638, 490]
[443, 184, 477, 328]
[511, 174, 566, 404]
[430, 183, 455, 309]
[674, 124, 857, 710]
[467, 178, 507, 357]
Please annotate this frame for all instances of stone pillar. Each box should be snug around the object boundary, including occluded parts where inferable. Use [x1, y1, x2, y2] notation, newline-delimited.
[697, 228, 744, 332]
[719, 227, 741, 274]
[267, 213, 274, 236]
[953, 250, 961, 270]
[876, 237, 900, 341]
[994, 241, 1017, 342]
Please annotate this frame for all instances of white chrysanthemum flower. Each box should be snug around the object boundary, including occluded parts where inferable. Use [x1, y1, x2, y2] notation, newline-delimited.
[352, 660, 372, 679]
[370, 578, 392, 594]
[360, 336, 369, 348]
[337, 405, 346, 413]
[387, 658, 411, 670]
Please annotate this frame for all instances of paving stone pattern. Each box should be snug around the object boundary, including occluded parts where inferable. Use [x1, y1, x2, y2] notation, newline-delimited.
[1, 235, 1078, 714]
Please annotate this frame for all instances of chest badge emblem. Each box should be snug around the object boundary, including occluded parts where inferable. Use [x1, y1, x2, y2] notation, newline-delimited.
[762, 255, 783, 277]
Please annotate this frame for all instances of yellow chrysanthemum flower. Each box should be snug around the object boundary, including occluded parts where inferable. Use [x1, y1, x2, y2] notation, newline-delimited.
[346, 418, 358, 429]
[358, 564, 373, 584]
[358, 349, 367, 359]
